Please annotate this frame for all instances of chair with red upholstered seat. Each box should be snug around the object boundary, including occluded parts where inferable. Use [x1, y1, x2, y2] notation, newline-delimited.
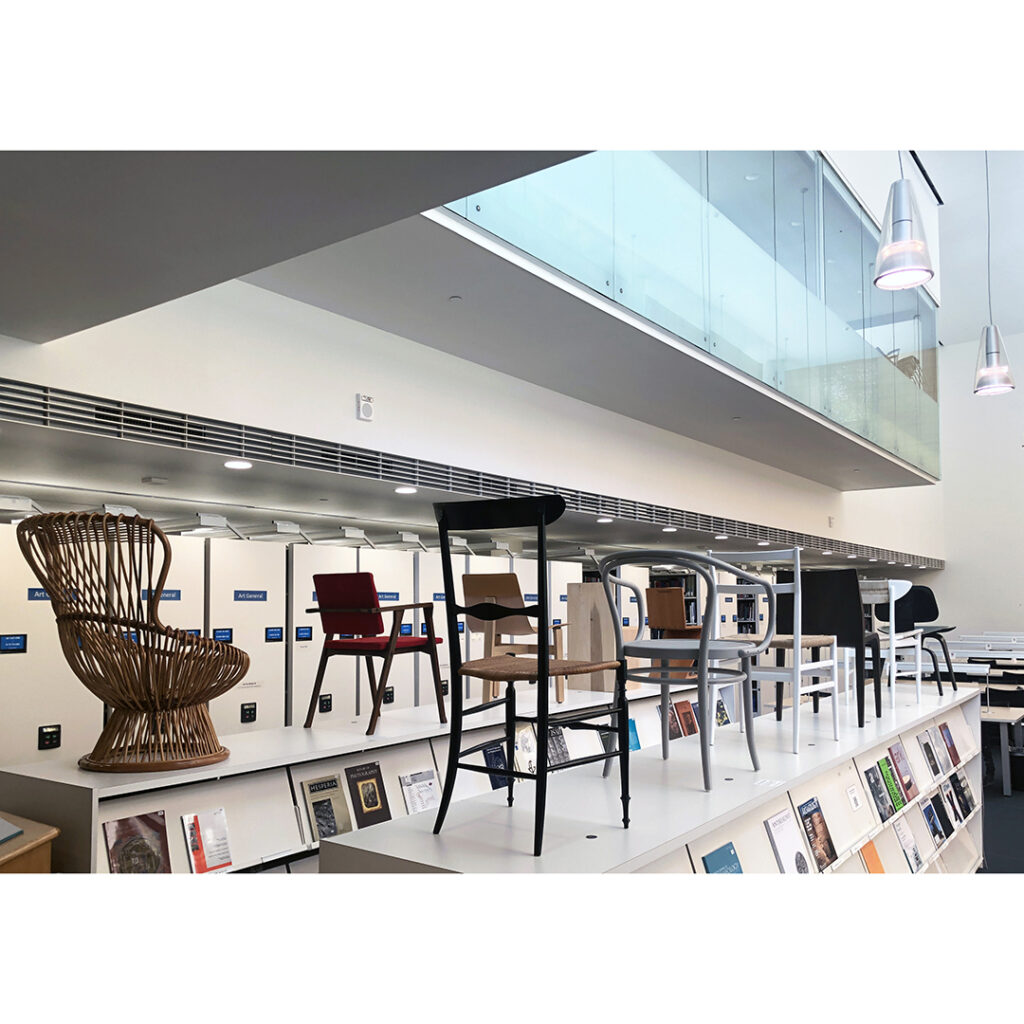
[303, 572, 446, 736]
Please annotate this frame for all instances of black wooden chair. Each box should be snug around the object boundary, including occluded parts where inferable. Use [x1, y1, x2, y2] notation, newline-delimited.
[431, 495, 627, 857]
[874, 584, 958, 694]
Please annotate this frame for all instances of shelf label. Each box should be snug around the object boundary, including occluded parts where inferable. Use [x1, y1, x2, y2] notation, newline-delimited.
[622, 617, 630, 626]
[27, 588, 50, 601]
[142, 589, 181, 600]
[846, 784, 862, 811]
[560, 594, 567, 602]
[629, 595, 637, 603]
[421, 623, 428, 634]
[312, 590, 317, 602]
[0, 633, 27, 654]
[400, 623, 412, 636]
[295, 626, 313, 642]
[234, 590, 267, 602]
[265, 627, 283, 642]
[185, 629, 201, 637]
[377, 591, 399, 601]
[524, 593, 538, 602]
[724, 596, 733, 603]
[433, 592, 446, 601]
[457, 622, 465, 633]
[213, 628, 233, 643]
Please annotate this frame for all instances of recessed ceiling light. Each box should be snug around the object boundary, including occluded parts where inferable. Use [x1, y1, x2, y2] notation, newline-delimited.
[847, 554, 856, 559]
[224, 459, 252, 470]
[757, 540, 770, 547]
[662, 526, 677, 533]
[888, 560, 896, 565]
[918, 565, 928, 569]
[903, 563, 912, 567]
[715, 534, 728, 540]
[596, 516, 614, 524]
[394, 486, 417, 495]
[869, 558, 877, 562]
[821, 550, 833, 556]
[745, 174, 760, 182]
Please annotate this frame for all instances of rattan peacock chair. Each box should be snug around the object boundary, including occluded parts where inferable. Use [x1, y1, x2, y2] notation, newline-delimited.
[17, 512, 249, 772]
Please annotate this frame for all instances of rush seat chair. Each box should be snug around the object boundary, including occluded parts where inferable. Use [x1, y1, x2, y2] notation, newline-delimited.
[431, 495, 627, 858]
[304, 572, 446, 736]
[17, 512, 250, 772]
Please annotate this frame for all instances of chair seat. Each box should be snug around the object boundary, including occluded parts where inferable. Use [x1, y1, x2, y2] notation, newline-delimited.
[623, 638, 757, 660]
[722, 632, 835, 650]
[325, 636, 443, 652]
[922, 625, 955, 635]
[459, 654, 619, 681]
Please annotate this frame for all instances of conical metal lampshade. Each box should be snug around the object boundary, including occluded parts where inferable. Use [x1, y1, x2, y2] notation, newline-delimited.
[974, 324, 1015, 395]
[874, 178, 934, 291]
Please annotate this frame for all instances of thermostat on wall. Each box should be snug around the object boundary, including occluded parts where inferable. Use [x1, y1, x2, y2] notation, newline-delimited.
[356, 393, 375, 421]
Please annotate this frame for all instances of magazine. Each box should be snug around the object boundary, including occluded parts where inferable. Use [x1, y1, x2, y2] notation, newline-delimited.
[950, 770, 976, 816]
[300, 773, 353, 841]
[938, 721, 962, 767]
[860, 839, 885, 874]
[103, 811, 171, 873]
[344, 761, 392, 828]
[887, 740, 919, 801]
[482, 742, 509, 789]
[917, 730, 942, 779]
[181, 807, 232, 873]
[673, 699, 700, 736]
[928, 726, 953, 774]
[863, 764, 895, 822]
[893, 817, 924, 872]
[656, 703, 683, 740]
[546, 725, 571, 766]
[940, 779, 963, 826]
[764, 806, 811, 874]
[797, 796, 837, 871]
[514, 723, 539, 774]
[930, 794, 955, 838]
[399, 769, 439, 814]
[702, 841, 743, 874]
[878, 755, 906, 812]
[921, 802, 946, 847]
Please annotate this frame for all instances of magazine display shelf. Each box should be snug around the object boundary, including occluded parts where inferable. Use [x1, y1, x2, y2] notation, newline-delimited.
[0, 681, 693, 873]
[319, 687, 983, 874]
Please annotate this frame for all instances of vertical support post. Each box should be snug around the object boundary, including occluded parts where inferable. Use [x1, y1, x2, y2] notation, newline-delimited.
[284, 542, 294, 726]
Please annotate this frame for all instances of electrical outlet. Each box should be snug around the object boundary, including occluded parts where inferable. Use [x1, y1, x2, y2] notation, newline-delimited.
[441, 681, 449, 697]
[383, 686, 394, 705]
[319, 694, 333, 713]
[240, 702, 257, 724]
[38, 724, 61, 750]
[356, 393, 375, 421]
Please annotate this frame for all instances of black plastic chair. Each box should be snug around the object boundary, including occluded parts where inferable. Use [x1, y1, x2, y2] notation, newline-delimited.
[431, 495, 628, 857]
[777, 568, 883, 727]
[875, 584, 958, 693]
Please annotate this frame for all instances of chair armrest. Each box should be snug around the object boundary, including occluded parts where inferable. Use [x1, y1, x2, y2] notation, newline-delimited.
[551, 621, 568, 631]
[305, 603, 432, 615]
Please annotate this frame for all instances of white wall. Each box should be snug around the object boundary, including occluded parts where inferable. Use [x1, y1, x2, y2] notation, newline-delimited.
[0, 279, 943, 557]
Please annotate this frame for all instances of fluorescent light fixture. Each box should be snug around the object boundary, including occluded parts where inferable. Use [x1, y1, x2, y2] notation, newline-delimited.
[874, 166, 934, 291]
[224, 459, 252, 470]
[394, 486, 418, 495]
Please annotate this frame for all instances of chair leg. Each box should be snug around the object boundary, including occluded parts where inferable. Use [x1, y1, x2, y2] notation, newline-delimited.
[741, 657, 759, 771]
[433, 671, 463, 837]
[505, 681, 516, 807]
[855, 643, 867, 728]
[935, 632, 958, 691]
[869, 636, 883, 718]
[364, 656, 379, 707]
[811, 647, 820, 714]
[533, 688, 549, 858]
[699, 677, 712, 791]
[365, 651, 395, 736]
[303, 648, 331, 728]
[925, 646, 943, 696]
[616, 663, 630, 828]
[830, 641, 840, 741]
[426, 640, 448, 725]
[660, 684, 671, 760]
[775, 649, 785, 722]
[914, 634, 922, 703]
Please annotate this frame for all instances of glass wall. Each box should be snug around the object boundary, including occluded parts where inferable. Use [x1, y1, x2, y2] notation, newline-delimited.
[449, 152, 940, 478]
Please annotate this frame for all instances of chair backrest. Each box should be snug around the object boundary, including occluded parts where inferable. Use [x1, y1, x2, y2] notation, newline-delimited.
[17, 512, 172, 638]
[312, 572, 383, 637]
[778, 568, 865, 648]
[434, 496, 562, 682]
[645, 588, 689, 632]
[875, 584, 939, 631]
[463, 573, 536, 637]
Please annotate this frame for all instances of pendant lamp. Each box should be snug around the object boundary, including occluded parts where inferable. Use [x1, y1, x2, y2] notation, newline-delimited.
[874, 152, 934, 291]
[974, 151, 1014, 396]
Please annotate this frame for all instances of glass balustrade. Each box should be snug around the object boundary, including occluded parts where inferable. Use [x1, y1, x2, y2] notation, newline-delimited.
[447, 151, 941, 479]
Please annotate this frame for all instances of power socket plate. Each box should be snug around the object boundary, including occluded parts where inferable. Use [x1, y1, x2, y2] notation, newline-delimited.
[319, 694, 333, 713]
[240, 702, 257, 724]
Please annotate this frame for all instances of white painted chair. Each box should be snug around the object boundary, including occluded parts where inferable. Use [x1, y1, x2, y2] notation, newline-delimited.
[859, 578, 922, 707]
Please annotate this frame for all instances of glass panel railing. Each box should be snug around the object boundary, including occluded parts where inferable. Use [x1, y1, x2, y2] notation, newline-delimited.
[446, 152, 940, 478]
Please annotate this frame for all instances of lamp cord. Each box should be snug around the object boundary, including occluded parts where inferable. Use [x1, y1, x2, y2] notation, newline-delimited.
[986, 150, 993, 325]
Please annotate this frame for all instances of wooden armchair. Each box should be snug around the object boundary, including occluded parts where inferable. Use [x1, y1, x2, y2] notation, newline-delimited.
[16, 512, 249, 772]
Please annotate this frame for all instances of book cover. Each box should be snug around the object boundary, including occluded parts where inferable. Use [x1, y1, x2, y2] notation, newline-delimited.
[938, 721, 962, 767]
[482, 742, 509, 789]
[860, 839, 885, 874]
[673, 699, 700, 737]
[797, 796, 837, 871]
[181, 807, 232, 873]
[546, 725, 571, 767]
[951, 770, 976, 816]
[514, 723, 539, 774]
[763, 806, 811, 874]
[887, 740, 919, 802]
[301, 773, 353, 841]
[0, 815, 24, 847]
[103, 811, 171, 873]
[399, 769, 439, 814]
[715, 688, 735, 726]
[940, 780, 964, 826]
[893, 817, 924, 872]
[917, 731, 942, 779]
[702, 841, 743, 874]
[656, 702, 683, 740]
[928, 726, 953, 774]
[863, 765, 895, 822]
[921, 803, 946, 847]
[878, 756, 906, 812]
[628, 718, 640, 751]
[929, 795, 955, 839]
[344, 761, 392, 828]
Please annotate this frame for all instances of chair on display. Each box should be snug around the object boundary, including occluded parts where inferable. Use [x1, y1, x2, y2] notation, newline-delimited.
[304, 572, 446, 736]
[716, 548, 840, 755]
[859, 578, 923, 707]
[462, 573, 568, 705]
[597, 549, 777, 791]
[431, 496, 627, 858]
[874, 584, 957, 694]
[16, 512, 250, 772]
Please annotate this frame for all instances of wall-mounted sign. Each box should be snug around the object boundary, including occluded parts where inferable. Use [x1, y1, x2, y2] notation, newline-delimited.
[122, 631, 138, 643]
[234, 590, 267, 602]
[457, 622, 465, 633]
[142, 589, 181, 601]
[400, 623, 412, 636]
[524, 593, 538, 602]
[560, 594, 567, 602]
[27, 588, 50, 601]
[622, 617, 630, 626]
[296, 626, 313, 642]
[265, 627, 283, 643]
[433, 592, 446, 602]
[0, 634, 27, 654]
[629, 595, 637, 603]
[553, 618, 562, 626]
[377, 591, 399, 601]
[185, 629, 201, 637]
[213, 628, 233, 643]
[312, 590, 317, 602]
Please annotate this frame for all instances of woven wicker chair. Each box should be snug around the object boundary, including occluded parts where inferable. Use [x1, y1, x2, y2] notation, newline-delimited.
[17, 512, 249, 772]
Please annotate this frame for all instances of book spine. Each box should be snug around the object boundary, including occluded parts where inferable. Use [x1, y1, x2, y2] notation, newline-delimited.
[878, 759, 905, 811]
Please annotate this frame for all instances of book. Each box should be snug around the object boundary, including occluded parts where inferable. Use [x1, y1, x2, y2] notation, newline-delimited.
[344, 761, 392, 828]
[546, 725, 571, 766]
[482, 742, 509, 789]
[764, 806, 811, 874]
[940, 779, 964, 827]
[673, 699, 700, 736]
[950, 770, 976, 816]
[399, 769, 439, 814]
[0, 815, 24, 846]
[656, 702, 683, 740]
[930, 794, 954, 837]
[181, 808, 232, 873]
[863, 765, 895, 822]
[887, 740, 919, 802]
[878, 755, 906, 812]
[797, 796, 837, 871]
[102, 811, 171, 873]
[893, 817, 924, 872]
[514, 723, 539, 774]
[860, 839, 885, 874]
[628, 718, 640, 751]
[917, 730, 942, 779]
[715, 687, 735, 726]
[928, 726, 953, 774]
[301, 773, 353, 841]
[921, 802, 946, 847]
[938, 721, 962, 767]
[702, 841, 743, 874]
